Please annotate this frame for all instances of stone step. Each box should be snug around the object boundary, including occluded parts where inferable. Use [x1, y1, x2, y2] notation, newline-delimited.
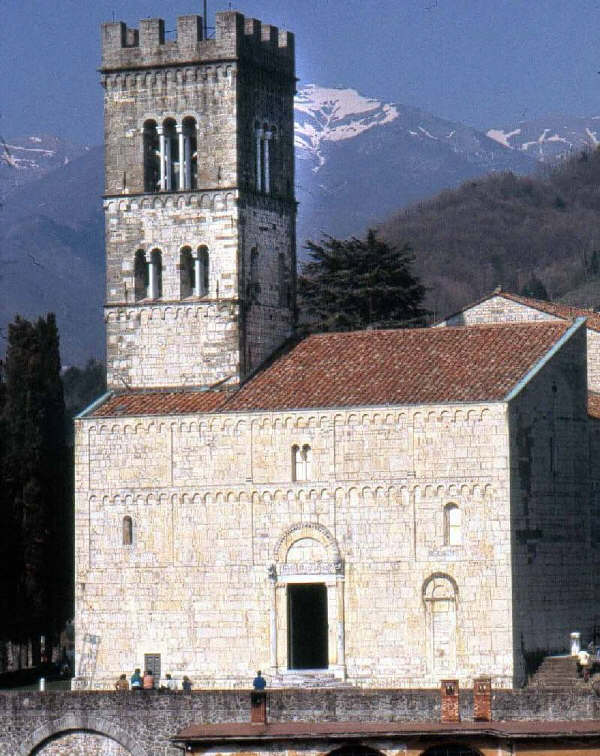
[527, 655, 586, 689]
[269, 671, 351, 688]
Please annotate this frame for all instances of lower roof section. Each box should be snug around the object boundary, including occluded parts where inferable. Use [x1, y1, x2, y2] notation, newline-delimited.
[172, 718, 600, 743]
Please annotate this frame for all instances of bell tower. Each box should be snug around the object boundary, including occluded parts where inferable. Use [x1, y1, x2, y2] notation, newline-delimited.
[100, 11, 296, 390]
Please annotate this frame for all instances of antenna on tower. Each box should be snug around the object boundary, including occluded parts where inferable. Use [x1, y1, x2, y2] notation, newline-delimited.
[203, 0, 208, 38]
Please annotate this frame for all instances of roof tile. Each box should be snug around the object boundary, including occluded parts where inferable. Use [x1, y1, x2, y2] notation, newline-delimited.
[88, 321, 573, 417]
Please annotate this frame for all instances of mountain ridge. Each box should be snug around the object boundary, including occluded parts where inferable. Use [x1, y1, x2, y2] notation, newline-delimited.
[2, 86, 599, 364]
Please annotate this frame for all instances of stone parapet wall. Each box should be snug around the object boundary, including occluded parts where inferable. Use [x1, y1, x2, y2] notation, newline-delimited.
[2, 689, 600, 756]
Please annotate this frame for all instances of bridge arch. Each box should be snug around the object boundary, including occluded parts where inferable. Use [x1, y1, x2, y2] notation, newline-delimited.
[18, 713, 146, 756]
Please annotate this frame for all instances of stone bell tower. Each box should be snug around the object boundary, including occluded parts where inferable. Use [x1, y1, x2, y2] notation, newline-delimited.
[100, 11, 296, 390]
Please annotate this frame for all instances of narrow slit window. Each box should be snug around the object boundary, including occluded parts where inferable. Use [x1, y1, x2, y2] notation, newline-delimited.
[122, 516, 133, 546]
[180, 247, 194, 298]
[444, 504, 462, 546]
[149, 249, 163, 299]
[197, 246, 209, 297]
[134, 249, 148, 300]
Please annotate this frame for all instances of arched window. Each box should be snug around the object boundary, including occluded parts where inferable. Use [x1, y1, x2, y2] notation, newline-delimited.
[134, 249, 148, 301]
[149, 249, 163, 299]
[444, 504, 462, 546]
[278, 252, 289, 307]
[122, 516, 133, 546]
[249, 247, 259, 301]
[143, 120, 160, 192]
[161, 118, 178, 191]
[292, 444, 312, 482]
[180, 116, 198, 190]
[180, 247, 194, 298]
[197, 246, 209, 297]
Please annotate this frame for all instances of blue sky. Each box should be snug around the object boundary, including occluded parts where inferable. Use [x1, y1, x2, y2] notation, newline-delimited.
[2, 0, 600, 144]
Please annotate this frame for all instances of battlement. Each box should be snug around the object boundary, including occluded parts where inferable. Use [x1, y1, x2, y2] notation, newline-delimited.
[101, 11, 294, 75]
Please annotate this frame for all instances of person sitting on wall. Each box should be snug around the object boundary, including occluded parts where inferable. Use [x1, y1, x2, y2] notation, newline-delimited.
[115, 673, 129, 691]
[182, 675, 193, 693]
[130, 668, 142, 690]
[143, 669, 154, 690]
[253, 670, 266, 690]
[161, 673, 177, 691]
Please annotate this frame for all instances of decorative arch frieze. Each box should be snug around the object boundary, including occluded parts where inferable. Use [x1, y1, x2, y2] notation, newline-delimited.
[273, 522, 343, 572]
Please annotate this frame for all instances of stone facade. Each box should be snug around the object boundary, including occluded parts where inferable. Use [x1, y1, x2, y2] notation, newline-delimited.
[102, 11, 296, 390]
[75, 400, 514, 689]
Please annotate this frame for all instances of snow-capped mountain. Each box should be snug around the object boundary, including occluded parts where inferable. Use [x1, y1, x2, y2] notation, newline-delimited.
[0, 134, 90, 198]
[486, 115, 600, 162]
[294, 84, 536, 246]
[295, 85, 400, 170]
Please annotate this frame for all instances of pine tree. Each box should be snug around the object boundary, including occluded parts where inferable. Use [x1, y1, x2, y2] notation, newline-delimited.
[298, 229, 428, 332]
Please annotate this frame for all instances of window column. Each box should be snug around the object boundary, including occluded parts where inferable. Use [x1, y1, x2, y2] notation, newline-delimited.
[263, 130, 272, 193]
[148, 256, 157, 299]
[194, 254, 202, 297]
[177, 124, 185, 191]
[157, 126, 166, 191]
[184, 132, 192, 189]
[255, 128, 264, 192]
[164, 134, 172, 191]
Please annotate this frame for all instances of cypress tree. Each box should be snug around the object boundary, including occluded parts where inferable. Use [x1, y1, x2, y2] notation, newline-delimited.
[1, 314, 67, 663]
[299, 229, 428, 332]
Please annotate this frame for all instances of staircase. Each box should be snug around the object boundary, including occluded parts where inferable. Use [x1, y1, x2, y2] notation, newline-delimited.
[528, 655, 584, 689]
[269, 670, 352, 688]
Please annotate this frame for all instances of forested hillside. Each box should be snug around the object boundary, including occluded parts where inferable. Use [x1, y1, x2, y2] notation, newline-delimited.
[379, 149, 600, 320]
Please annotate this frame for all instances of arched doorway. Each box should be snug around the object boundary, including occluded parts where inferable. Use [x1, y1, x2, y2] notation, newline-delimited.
[423, 573, 458, 676]
[421, 745, 482, 756]
[271, 522, 345, 678]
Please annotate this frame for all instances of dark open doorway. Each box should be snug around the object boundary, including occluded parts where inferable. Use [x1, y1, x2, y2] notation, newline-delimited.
[287, 583, 328, 669]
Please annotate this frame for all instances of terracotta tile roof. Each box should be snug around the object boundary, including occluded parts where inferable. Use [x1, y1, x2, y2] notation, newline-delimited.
[88, 321, 575, 417]
[589, 391, 600, 419]
[172, 718, 600, 742]
[91, 389, 231, 417]
[225, 322, 572, 411]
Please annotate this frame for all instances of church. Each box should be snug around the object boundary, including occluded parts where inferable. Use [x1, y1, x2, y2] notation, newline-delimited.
[73, 10, 597, 691]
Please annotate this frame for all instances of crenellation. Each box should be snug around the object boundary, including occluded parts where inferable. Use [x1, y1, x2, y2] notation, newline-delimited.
[177, 15, 204, 47]
[101, 11, 295, 76]
[139, 18, 165, 50]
